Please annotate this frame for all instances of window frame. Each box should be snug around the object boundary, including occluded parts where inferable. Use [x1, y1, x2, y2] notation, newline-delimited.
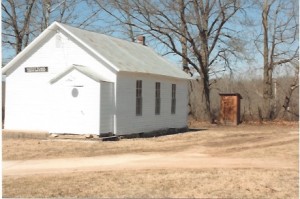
[171, 84, 176, 114]
[155, 82, 161, 115]
[136, 80, 142, 116]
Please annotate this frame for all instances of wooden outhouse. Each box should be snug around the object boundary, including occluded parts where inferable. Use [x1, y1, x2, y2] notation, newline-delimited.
[219, 93, 242, 125]
[2, 22, 191, 135]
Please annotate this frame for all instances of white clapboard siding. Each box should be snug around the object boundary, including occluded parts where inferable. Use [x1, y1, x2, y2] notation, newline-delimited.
[4, 74, 51, 131]
[100, 82, 115, 134]
[4, 30, 116, 133]
[50, 70, 100, 134]
[115, 72, 188, 135]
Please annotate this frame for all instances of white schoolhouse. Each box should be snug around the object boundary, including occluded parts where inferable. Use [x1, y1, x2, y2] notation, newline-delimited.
[2, 22, 190, 135]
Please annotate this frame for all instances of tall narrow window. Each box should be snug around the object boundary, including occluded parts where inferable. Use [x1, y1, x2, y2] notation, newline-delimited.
[155, 82, 161, 115]
[136, 80, 142, 116]
[171, 84, 176, 114]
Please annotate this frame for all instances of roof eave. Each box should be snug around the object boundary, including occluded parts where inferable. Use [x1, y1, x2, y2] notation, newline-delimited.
[50, 64, 113, 84]
[2, 21, 120, 76]
[2, 22, 59, 75]
[118, 70, 192, 80]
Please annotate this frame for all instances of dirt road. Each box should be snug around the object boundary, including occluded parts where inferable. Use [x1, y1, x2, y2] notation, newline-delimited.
[3, 149, 296, 176]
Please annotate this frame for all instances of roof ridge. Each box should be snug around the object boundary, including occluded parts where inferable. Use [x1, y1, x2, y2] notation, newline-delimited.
[56, 22, 190, 79]
[56, 22, 149, 49]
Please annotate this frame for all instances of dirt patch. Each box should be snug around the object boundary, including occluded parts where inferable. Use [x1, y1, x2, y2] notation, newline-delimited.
[3, 152, 296, 176]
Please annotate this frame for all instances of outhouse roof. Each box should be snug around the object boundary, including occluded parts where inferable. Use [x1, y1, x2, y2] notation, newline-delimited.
[219, 93, 243, 99]
[3, 22, 191, 80]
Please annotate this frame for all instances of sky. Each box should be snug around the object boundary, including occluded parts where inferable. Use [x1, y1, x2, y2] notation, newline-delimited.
[2, 0, 298, 79]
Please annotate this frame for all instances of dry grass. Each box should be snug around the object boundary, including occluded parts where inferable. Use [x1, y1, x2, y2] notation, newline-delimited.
[3, 168, 298, 198]
[3, 123, 298, 161]
[3, 136, 195, 160]
[3, 122, 299, 198]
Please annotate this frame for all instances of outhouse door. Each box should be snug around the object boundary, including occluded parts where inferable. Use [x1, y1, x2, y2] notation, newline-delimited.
[219, 93, 242, 125]
[221, 96, 235, 123]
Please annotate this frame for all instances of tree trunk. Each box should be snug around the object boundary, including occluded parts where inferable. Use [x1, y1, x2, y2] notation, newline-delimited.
[179, 0, 189, 73]
[181, 35, 188, 71]
[199, 35, 212, 122]
[202, 72, 212, 122]
[262, 0, 273, 120]
[282, 66, 299, 119]
[263, 67, 274, 119]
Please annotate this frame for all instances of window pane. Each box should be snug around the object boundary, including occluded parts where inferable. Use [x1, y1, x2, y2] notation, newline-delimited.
[136, 80, 142, 116]
[136, 97, 142, 115]
[171, 84, 176, 114]
[155, 82, 160, 115]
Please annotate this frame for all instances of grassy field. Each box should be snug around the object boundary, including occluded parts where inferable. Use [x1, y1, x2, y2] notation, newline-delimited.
[3, 122, 299, 198]
[4, 169, 298, 198]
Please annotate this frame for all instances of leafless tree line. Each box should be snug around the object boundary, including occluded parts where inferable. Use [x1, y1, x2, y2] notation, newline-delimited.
[189, 64, 299, 122]
[2, 0, 299, 122]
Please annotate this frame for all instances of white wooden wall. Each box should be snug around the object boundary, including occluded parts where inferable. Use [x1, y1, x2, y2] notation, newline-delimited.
[115, 72, 188, 135]
[100, 82, 115, 134]
[50, 70, 100, 134]
[5, 74, 51, 131]
[4, 30, 116, 133]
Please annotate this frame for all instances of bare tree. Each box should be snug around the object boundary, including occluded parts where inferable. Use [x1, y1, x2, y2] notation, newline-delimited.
[93, 0, 138, 42]
[96, 0, 243, 122]
[257, 0, 299, 120]
[282, 61, 299, 118]
[2, 0, 103, 64]
[40, 0, 69, 31]
[2, 0, 36, 55]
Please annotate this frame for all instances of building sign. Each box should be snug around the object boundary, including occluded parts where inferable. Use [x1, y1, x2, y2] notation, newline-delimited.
[25, 67, 48, 73]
